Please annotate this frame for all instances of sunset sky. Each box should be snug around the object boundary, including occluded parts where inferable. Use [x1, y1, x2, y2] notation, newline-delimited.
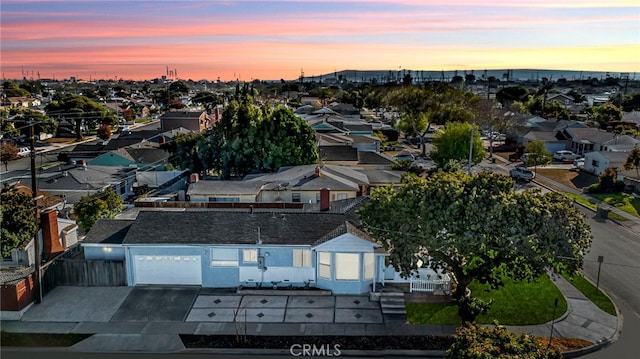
[2, 0, 639, 81]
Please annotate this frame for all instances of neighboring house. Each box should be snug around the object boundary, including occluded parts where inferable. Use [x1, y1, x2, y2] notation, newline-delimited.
[1, 163, 138, 204]
[160, 111, 212, 132]
[6, 97, 41, 108]
[82, 198, 450, 294]
[583, 151, 629, 176]
[87, 144, 169, 170]
[188, 165, 366, 204]
[511, 118, 585, 150]
[563, 127, 619, 156]
[546, 94, 575, 108]
[600, 135, 640, 152]
[300, 111, 374, 136]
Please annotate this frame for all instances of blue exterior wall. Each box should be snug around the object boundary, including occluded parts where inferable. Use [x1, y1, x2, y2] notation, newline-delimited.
[123, 241, 379, 294]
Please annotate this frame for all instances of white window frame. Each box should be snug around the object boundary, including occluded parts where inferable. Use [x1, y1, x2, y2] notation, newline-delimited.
[318, 252, 331, 279]
[211, 248, 238, 266]
[364, 253, 374, 280]
[292, 193, 301, 203]
[335, 253, 360, 280]
[293, 249, 312, 267]
[243, 249, 258, 263]
[337, 193, 348, 200]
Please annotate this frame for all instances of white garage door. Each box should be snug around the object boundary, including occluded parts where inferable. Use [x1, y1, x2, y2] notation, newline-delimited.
[133, 255, 202, 285]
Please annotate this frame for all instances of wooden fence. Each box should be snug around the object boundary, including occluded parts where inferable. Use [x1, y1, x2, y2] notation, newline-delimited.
[42, 259, 126, 294]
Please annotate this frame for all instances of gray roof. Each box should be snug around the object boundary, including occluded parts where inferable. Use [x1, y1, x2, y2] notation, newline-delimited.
[187, 180, 263, 196]
[357, 151, 394, 165]
[121, 209, 363, 246]
[84, 219, 133, 244]
[357, 169, 403, 185]
[565, 127, 616, 144]
[523, 130, 567, 142]
[319, 146, 358, 161]
[598, 151, 630, 162]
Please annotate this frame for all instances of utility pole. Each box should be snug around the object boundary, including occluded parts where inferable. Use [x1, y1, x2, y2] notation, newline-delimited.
[468, 124, 474, 175]
[29, 119, 43, 303]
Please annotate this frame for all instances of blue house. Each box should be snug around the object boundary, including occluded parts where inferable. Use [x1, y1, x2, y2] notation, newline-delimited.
[82, 198, 415, 294]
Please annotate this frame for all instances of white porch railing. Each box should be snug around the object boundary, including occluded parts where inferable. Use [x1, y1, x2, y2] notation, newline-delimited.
[409, 269, 452, 294]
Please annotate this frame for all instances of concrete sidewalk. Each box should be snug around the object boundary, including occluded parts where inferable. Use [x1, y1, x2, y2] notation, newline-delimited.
[0, 273, 619, 355]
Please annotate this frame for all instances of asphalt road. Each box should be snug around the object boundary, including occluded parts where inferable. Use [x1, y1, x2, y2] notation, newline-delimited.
[580, 207, 640, 359]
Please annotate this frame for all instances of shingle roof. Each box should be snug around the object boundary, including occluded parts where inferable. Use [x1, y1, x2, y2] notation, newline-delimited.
[319, 146, 358, 161]
[0, 267, 34, 285]
[84, 219, 133, 244]
[565, 127, 616, 144]
[160, 111, 206, 119]
[121, 210, 363, 245]
[357, 151, 394, 165]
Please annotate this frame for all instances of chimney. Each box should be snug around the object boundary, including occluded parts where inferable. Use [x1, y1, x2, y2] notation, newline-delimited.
[190, 173, 199, 183]
[315, 166, 321, 177]
[320, 188, 330, 211]
[41, 210, 64, 260]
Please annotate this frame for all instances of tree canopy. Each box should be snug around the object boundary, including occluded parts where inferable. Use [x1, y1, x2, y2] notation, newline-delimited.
[170, 101, 318, 178]
[73, 187, 124, 232]
[1, 185, 37, 258]
[358, 171, 592, 299]
[431, 122, 485, 169]
[523, 140, 552, 170]
[45, 94, 116, 140]
[623, 145, 640, 177]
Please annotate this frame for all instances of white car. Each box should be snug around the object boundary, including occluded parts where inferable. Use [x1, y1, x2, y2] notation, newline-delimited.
[573, 158, 585, 169]
[17, 147, 31, 157]
[553, 150, 581, 162]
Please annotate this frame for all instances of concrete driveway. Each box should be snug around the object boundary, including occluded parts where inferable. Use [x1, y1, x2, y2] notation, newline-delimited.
[20, 286, 132, 322]
[111, 286, 199, 322]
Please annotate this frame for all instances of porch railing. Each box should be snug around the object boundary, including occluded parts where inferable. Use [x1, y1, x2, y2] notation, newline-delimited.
[409, 270, 452, 294]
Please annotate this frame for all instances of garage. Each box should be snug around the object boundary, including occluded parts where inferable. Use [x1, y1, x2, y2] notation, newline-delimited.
[133, 255, 202, 285]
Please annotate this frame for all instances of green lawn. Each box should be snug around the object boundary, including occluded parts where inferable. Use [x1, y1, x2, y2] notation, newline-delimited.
[590, 193, 640, 218]
[561, 273, 617, 316]
[407, 275, 567, 325]
[564, 192, 628, 221]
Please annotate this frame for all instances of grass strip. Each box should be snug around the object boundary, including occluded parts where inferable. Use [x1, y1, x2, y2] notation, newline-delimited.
[561, 273, 616, 316]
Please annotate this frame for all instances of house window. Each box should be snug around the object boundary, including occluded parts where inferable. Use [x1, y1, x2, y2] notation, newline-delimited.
[243, 249, 257, 263]
[337, 193, 347, 200]
[209, 197, 240, 203]
[292, 193, 301, 203]
[211, 248, 238, 266]
[315, 193, 320, 203]
[335, 253, 360, 280]
[364, 253, 374, 280]
[318, 252, 331, 279]
[293, 249, 312, 267]
[592, 160, 600, 167]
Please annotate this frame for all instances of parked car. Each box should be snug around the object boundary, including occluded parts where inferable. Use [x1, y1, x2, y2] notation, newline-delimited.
[520, 153, 530, 162]
[573, 158, 585, 169]
[394, 153, 415, 162]
[17, 147, 31, 157]
[509, 166, 535, 181]
[553, 150, 581, 161]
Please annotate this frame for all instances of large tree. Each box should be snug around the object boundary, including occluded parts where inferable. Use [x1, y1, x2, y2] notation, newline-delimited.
[623, 145, 640, 177]
[431, 122, 485, 169]
[0, 185, 37, 258]
[358, 171, 592, 300]
[169, 101, 318, 178]
[73, 187, 124, 232]
[523, 140, 552, 171]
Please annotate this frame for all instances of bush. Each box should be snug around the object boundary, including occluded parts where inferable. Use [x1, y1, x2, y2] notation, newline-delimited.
[588, 183, 602, 193]
[614, 180, 625, 193]
[446, 323, 562, 359]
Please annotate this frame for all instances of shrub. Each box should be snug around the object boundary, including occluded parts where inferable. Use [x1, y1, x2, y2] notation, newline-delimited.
[588, 183, 602, 193]
[446, 322, 562, 359]
[614, 180, 626, 193]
